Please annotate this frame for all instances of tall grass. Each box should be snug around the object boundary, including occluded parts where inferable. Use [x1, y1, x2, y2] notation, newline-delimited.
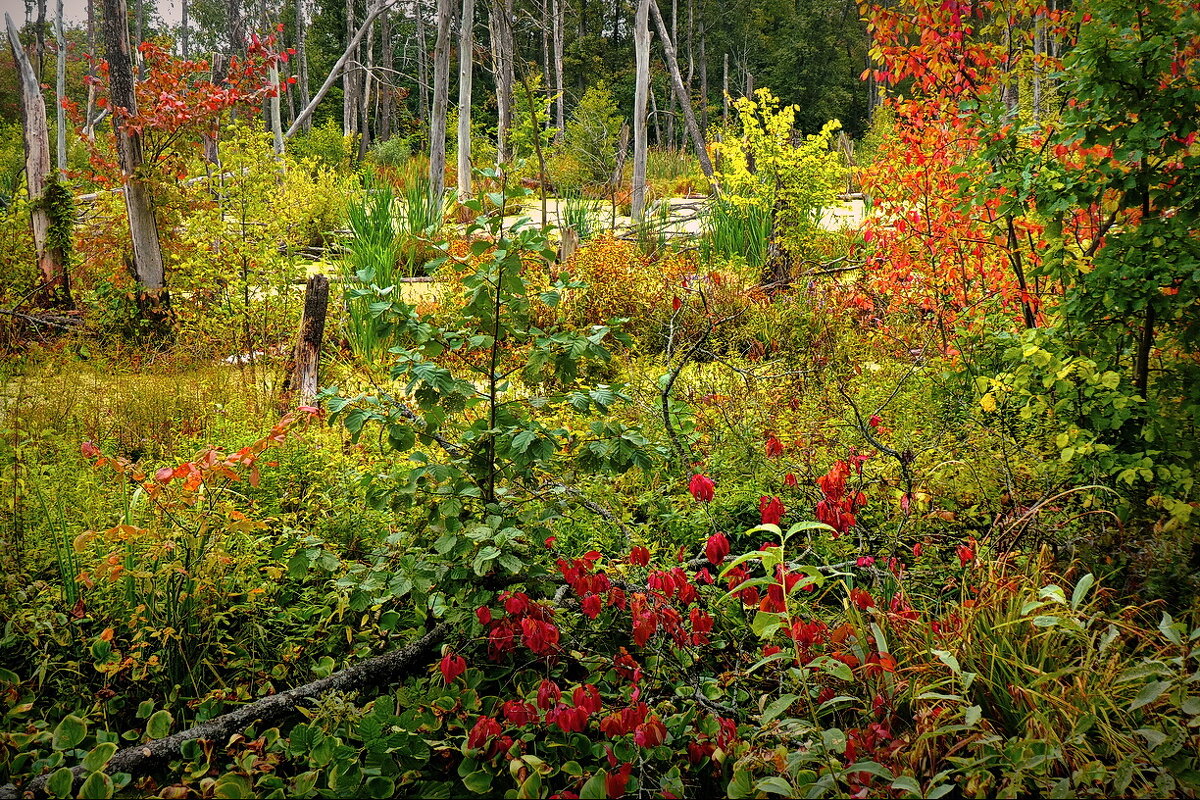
[631, 199, 676, 260]
[701, 195, 771, 269]
[342, 175, 401, 363]
[342, 171, 450, 364]
[557, 191, 604, 243]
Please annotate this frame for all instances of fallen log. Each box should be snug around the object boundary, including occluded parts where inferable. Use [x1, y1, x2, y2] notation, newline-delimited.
[0, 622, 449, 800]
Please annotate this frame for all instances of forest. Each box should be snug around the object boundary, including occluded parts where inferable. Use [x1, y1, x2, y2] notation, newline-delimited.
[1, 0, 1198, 797]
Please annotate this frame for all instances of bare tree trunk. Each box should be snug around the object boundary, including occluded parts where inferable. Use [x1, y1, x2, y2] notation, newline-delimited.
[540, 0, 552, 126]
[488, 0, 514, 165]
[286, 1, 391, 140]
[664, 0, 676, 148]
[281, 274, 329, 404]
[6, 12, 71, 308]
[416, 0, 429, 121]
[35, 0, 46, 79]
[270, 62, 285, 153]
[429, 0, 452, 196]
[101, 0, 169, 316]
[722, 51, 728, 125]
[181, 0, 189, 57]
[296, 0, 311, 131]
[358, 14, 375, 157]
[377, 12, 391, 140]
[649, 84, 662, 146]
[54, 0, 66, 174]
[647, 0, 712, 178]
[699, 29, 707, 134]
[344, 0, 359, 137]
[85, 0, 97, 139]
[631, 0, 650, 220]
[457, 0, 474, 198]
[552, 0, 564, 138]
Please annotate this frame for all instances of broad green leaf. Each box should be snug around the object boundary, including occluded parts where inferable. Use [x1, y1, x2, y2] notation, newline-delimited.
[145, 710, 173, 740]
[579, 771, 607, 800]
[1129, 680, 1171, 711]
[52, 715, 87, 751]
[755, 776, 795, 795]
[82, 742, 117, 773]
[761, 693, 798, 724]
[78, 771, 113, 800]
[46, 767, 74, 799]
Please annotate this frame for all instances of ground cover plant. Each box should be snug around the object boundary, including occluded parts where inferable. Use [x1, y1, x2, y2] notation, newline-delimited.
[1, 0, 1198, 798]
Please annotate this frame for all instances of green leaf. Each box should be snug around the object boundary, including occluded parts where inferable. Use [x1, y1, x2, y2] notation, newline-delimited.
[755, 776, 795, 795]
[1070, 573, 1095, 610]
[462, 771, 493, 794]
[46, 767, 74, 799]
[82, 742, 117, 773]
[145, 709, 173, 740]
[52, 715, 87, 751]
[727, 769, 755, 799]
[1129, 680, 1171, 711]
[77, 771, 113, 800]
[579, 771, 608, 799]
[365, 776, 396, 798]
[891, 776, 923, 796]
[761, 693, 798, 724]
[750, 610, 783, 638]
[214, 773, 251, 799]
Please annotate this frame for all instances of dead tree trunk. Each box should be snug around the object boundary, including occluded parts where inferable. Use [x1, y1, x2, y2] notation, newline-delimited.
[282, 274, 329, 405]
[429, 0, 452, 196]
[6, 12, 71, 309]
[101, 0, 168, 318]
[551, 0, 564, 139]
[631, 0, 650, 220]
[647, 0, 712, 179]
[457, 0, 475, 198]
[0, 623, 450, 800]
[54, 0, 66, 174]
[286, 1, 391, 140]
[416, 0, 429, 122]
[296, 0, 311, 131]
[488, 0, 514, 165]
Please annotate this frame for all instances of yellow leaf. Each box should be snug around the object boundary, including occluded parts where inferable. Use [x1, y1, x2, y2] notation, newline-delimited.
[980, 393, 997, 412]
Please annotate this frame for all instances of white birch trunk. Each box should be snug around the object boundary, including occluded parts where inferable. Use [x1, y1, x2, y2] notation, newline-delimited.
[457, 0, 475, 198]
[429, 0, 452, 196]
[631, 0, 650, 220]
[6, 12, 70, 306]
[648, 0, 712, 178]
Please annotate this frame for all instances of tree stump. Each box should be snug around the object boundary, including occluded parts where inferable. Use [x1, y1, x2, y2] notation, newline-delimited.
[282, 274, 329, 406]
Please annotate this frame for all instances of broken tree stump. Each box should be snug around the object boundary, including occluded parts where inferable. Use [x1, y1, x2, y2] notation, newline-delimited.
[281, 273, 329, 406]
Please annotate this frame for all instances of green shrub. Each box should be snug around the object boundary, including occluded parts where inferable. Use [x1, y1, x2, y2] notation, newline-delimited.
[368, 135, 413, 168]
[562, 82, 625, 185]
[286, 119, 356, 173]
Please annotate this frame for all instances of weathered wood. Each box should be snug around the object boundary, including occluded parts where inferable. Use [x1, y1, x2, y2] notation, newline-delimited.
[285, 1, 395, 141]
[488, 0, 515, 164]
[456, 0, 475, 198]
[429, 0, 452, 196]
[101, 0, 168, 298]
[648, 0, 713, 179]
[0, 622, 449, 800]
[631, 0, 650, 220]
[282, 274, 329, 404]
[558, 226, 579, 264]
[6, 13, 71, 309]
[551, 0, 564, 138]
[54, 0, 66, 174]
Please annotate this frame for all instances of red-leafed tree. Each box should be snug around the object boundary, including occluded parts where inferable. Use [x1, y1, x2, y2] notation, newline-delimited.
[855, 0, 1066, 345]
[80, 0, 290, 327]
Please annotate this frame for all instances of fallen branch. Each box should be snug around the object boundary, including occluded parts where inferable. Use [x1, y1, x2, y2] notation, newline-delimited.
[0, 623, 449, 800]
